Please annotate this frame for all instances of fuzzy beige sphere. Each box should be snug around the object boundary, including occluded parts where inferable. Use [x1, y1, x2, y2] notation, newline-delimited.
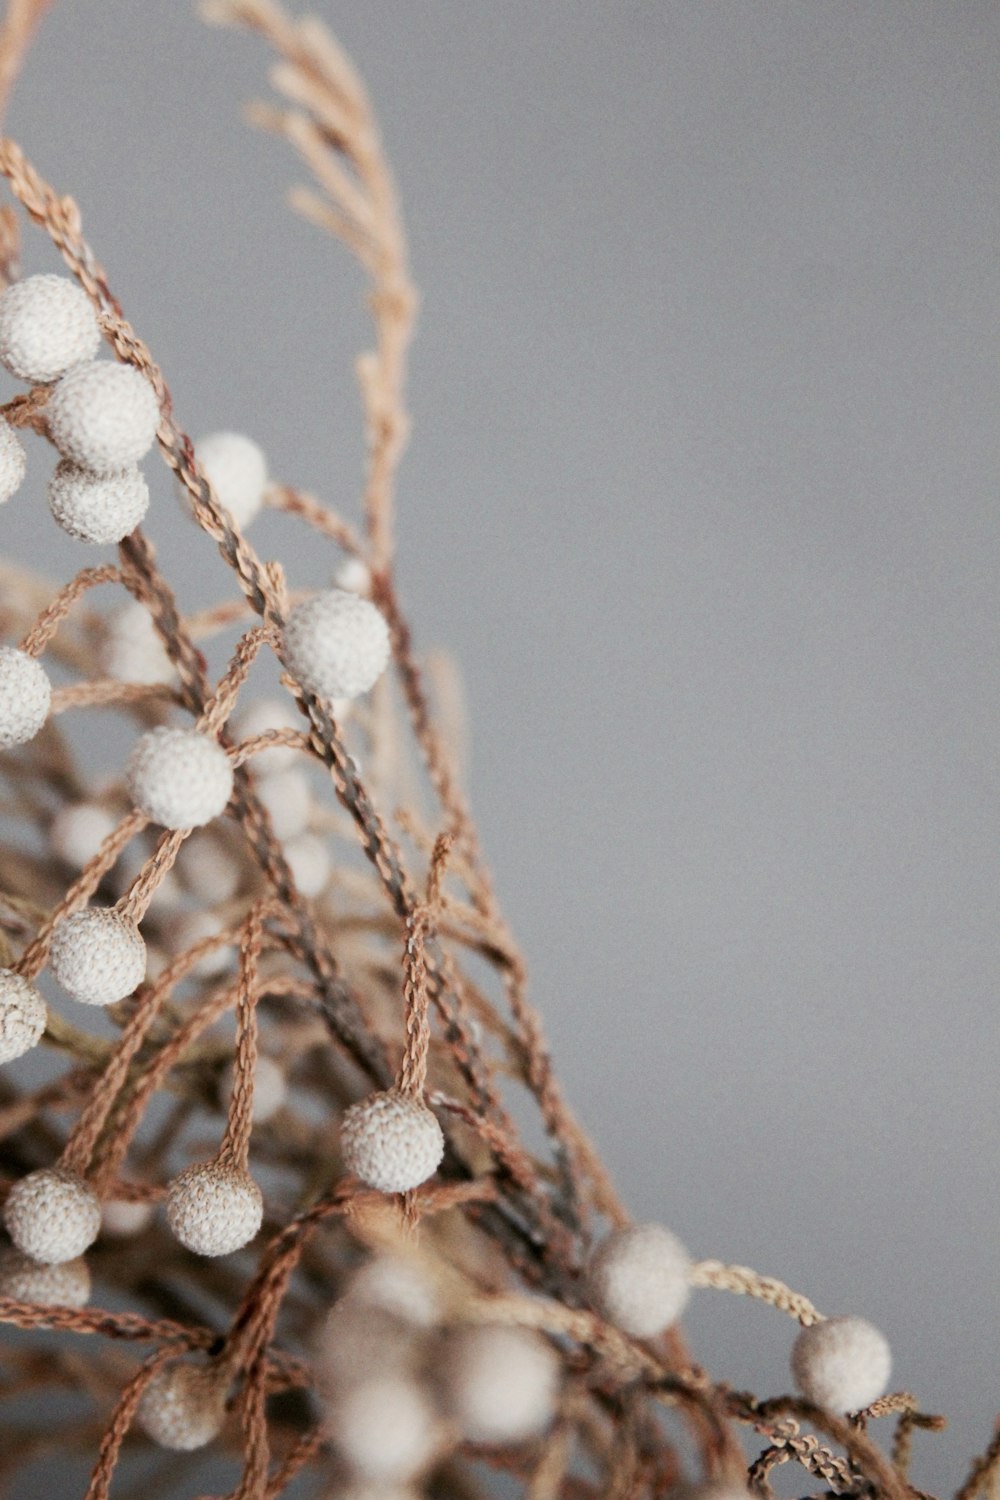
[283, 589, 390, 703]
[587, 1223, 692, 1338]
[340, 1089, 445, 1194]
[0, 1245, 91, 1307]
[48, 460, 149, 544]
[49, 907, 147, 1006]
[166, 1161, 263, 1257]
[127, 725, 234, 830]
[136, 1360, 228, 1450]
[439, 1323, 560, 1444]
[0, 273, 100, 383]
[0, 968, 47, 1064]
[791, 1315, 892, 1413]
[194, 430, 268, 529]
[0, 416, 26, 503]
[327, 1374, 437, 1483]
[3, 1168, 101, 1264]
[48, 359, 160, 474]
[0, 646, 51, 748]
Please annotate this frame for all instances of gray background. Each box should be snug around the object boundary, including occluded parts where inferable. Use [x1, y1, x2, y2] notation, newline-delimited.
[2, 3, 997, 1493]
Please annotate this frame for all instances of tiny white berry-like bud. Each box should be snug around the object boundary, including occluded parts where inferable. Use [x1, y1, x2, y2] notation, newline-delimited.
[232, 695, 300, 774]
[282, 831, 330, 897]
[587, 1224, 692, 1338]
[333, 555, 372, 595]
[136, 1359, 228, 1450]
[0, 417, 26, 503]
[48, 460, 149, 544]
[0, 646, 51, 747]
[283, 589, 391, 703]
[127, 726, 234, 830]
[341, 1089, 445, 1194]
[194, 431, 267, 529]
[101, 1197, 154, 1238]
[3, 1168, 101, 1263]
[99, 600, 174, 684]
[219, 1054, 286, 1124]
[166, 1161, 263, 1257]
[176, 832, 242, 902]
[327, 1374, 437, 1483]
[440, 1323, 560, 1445]
[49, 907, 146, 1006]
[791, 1315, 892, 1413]
[50, 802, 116, 869]
[0, 969, 47, 1064]
[255, 766, 311, 840]
[347, 1253, 440, 1329]
[0, 1246, 91, 1307]
[318, 1300, 423, 1397]
[0, 273, 100, 383]
[48, 360, 159, 474]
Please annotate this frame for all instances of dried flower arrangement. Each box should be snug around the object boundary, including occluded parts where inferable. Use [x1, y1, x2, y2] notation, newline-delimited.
[0, 2, 993, 1498]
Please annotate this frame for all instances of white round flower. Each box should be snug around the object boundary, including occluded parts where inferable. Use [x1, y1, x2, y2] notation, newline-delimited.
[333, 556, 372, 595]
[194, 430, 267, 529]
[99, 600, 174, 684]
[137, 1359, 228, 1450]
[791, 1315, 892, 1414]
[232, 695, 300, 774]
[283, 831, 330, 897]
[100, 1197, 154, 1238]
[440, 1324, 560, 1444]
[341, 1090, 445, 1195]
[346, 1254, 440, 1330]
[328, 1375, 436, 1483]
[48, 459, 148, 544]
[3, 1167, 101, 1263]
[0, 969, 46, 1064]
[219, 1054, 286, 1124]
[50, 802, 117, 869]
[49, 907, 146, 1006]
[255, 766, 311, 840]
[0, 417, 26, 503]
[0, 646, 51, 747]
[0, 1246, 91, 1307]
[166, 1161, 263, 1257]
[587, 1224, 692, 1338]
[164, 909, 234, 979]
[0, 273, 100, 383]
[48, 360, 159, 474]
[318, 1300, 424, 1398]
[283, 589, 391, 703]
[127, 726, 234, 830]
[175, 831, 241, 903]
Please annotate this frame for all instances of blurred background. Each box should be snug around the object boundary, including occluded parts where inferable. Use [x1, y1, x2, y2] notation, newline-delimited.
[1, 3, 997, 1492]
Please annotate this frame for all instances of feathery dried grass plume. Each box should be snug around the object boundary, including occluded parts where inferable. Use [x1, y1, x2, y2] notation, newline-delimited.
[0, 2, 985, 1497]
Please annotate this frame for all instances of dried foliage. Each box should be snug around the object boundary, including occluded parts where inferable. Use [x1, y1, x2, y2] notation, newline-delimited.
[0, 3, 989, 1498]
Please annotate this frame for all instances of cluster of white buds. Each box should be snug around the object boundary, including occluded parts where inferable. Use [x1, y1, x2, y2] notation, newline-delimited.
[193, 430, 268, 529]
[136, 1358, 230, 1451]
[0, 969, 47, 1064]
[165, 1159, 263, 1257]
[340, 1089, 445, 1194]
[126, 725, 234, 830]
[49, 906, 146, 1006]
[0, 645, 51, 748]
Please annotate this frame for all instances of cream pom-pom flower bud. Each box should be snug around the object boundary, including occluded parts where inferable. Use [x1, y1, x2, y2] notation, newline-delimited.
[327, 1374, 438, 1484]
[47, 359, 160, 474]
[439, 1323, 560, 1445]
[232, 695, 300, 774]
[219, 1054, 286, 1125]
[346, 1253, 440, 1330]
[255, 765, 312, 840]
[136, 1358, 229, 1451]
[164, 909, 233, 979]
[49, 906, 146, 1006]
[194, 430, 268, 529]
[587, 1223, 692, 1338]
[283, 831, 331, 897]
[0, 273, 100, 383]
[165, 1160, 263, 1257]
[50, 802, 116, 869]
[0, 969, 47, 1064]
[282, 588, 391, 703]
[0, 417, 26, 503]
[340, 1089, 445, 1194]
[3, 1167, 101, 1263]
[0, 646, 51, 747]
[99, 600, 174, 684]
[101, 1197, 154, 1239]
[127, 725, 234, 830]
[0, 1245, 91, 1307]
[48, 460, 149, 544]
[791, 1314, 892, 1414]
[175, 831, 242, 902]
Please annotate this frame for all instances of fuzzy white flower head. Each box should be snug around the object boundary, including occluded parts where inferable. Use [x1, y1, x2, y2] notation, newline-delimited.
[166, 1161, 263, 1257]
[48, 460, 149, 544]
[136, 1359, 228, 1451]
[49, 907, 146, 1006]
[283, 831, 330, 897]
[283, 589, 391, 703]
[440, 1323, 560, 1445]
[0, 273, 100, 383]
[791, 1315, 892, 1414]
[340, 1089, 445, 1194]
[99, 600, 174, 685]
[0, 646, 51, 748]
[3, 1168, 101, 1264]
[255, 766, 312, 840]
[587, 1223, 692, 1338]
[100, 1197, 154, 1239]
[333, 555, 372, 595]
[127, 726, 234, 830]
[48, 360, 159, 474]
[164, 909, 234, 979]
[175, 831, 242, 903]
[0, 417, 26, 503]
[50, 802, 117, 870]
[0, 969, 47, 1064]
[219, 1054, 286, 1125]
[194, 430, 268, 529]
[327, 1374, 437, 1483]
[346, 1253, 440, 1330]
[0, 1246, 91, 1307]
[232, 695, 300, 774]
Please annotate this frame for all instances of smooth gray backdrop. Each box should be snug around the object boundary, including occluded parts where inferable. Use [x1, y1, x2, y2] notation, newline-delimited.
[2, 4, 997, 1493]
